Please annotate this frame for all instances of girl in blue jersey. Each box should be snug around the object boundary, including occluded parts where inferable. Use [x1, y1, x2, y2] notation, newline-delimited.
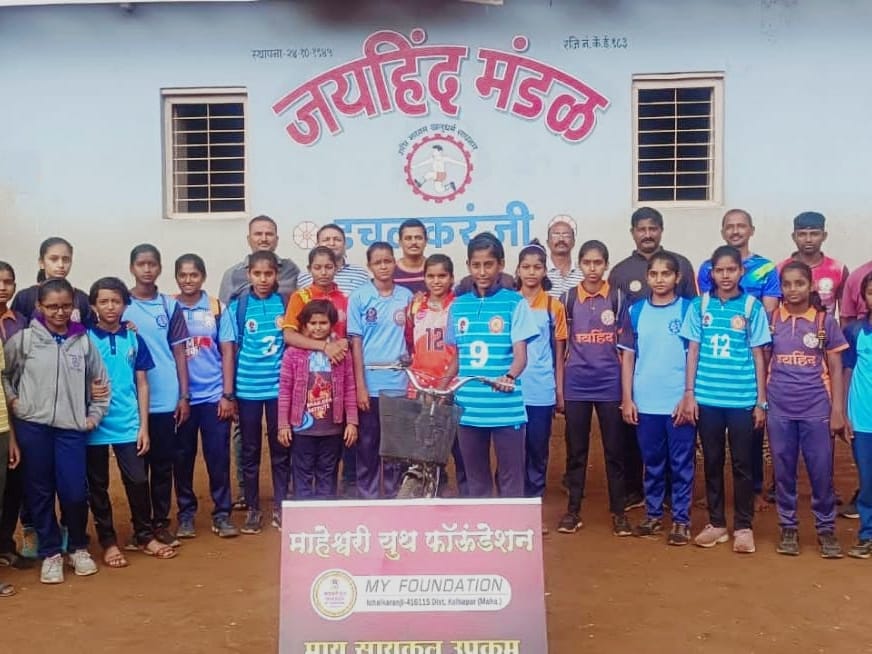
[348, 242, 413, 499]
[125, 244, 190, 548]
[619, 252, 695, 545]
[844, 271, 872, 559]
[86, 277, 177, 565]
[230, 251, 290, 534]
[679, 245, 771, 554]
[173, 254, 239, 539]
[445, 233, 538, 498]
[515, 241, 567, 502]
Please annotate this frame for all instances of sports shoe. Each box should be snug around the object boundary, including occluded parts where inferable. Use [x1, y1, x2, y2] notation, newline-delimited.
[848, 539, 872, 560]
[241, 509, 263, 535]
[612, 514, 633, 537]
[232, 497, 248, 512]
[271, 511, 282, 530]
[556, 512, 583, 534]
[40, 554, 64, 584]
[21, 527, 38, 559]
[624, 494, 645, 512]
[694, 524, 729, 548]
[818, 532, 843, 559]
[633, 517, 663, 538]
[176, 517, 197, 539]
[154, 527, 181, 548]
[839, 490, 859, 519]
[776, 527, 800, 556]
[211, 516, 240, 538]
[732, 528, 756, 554]
[66, 549, 98, 576]
[667, 523, 690, 546]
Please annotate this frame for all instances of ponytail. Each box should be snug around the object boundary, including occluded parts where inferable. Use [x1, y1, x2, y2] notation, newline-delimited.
[809, 290, 825, 314]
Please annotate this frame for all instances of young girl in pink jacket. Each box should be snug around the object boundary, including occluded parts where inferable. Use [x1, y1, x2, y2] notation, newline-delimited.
[278, 299, 358, 500]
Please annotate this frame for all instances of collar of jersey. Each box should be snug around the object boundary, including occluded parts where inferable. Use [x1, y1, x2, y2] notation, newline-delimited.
[577, 281, 610, 300]
[777, 305, 817, 323]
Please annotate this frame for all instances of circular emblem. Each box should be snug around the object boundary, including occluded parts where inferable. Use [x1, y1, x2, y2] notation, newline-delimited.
[404, 133, 473, 204]
[458, 317, 469, 334]
[246, 318, 258, 334]
[489, 315, 505, 334]
[731, 315, 746, 330]
[668, 318, 682, 335]
[629, 280, 643, 293]
[600, 309, 615, 326]
[71, 309, 82, 324]
[293, 221, 319, 250]
[393, 309, 406, 326]
[203, 313, 216, 330]
[365, 308, 378, 324]
[702, 312, 713, 327]
[310, 569, 357, 622]
[803, 332, 820, 349]
[156, 314, 169, 329]
[818, 277, 834, 293]
[275, 315, 285, 330]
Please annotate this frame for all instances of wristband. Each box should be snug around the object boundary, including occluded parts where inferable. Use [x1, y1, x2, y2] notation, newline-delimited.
[179, 393, 191, 402]
[222, 392, 236, 401]
[505, 373, 516, 381]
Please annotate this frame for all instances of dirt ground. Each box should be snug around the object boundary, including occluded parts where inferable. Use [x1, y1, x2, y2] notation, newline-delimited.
[3, 418, 870, 654]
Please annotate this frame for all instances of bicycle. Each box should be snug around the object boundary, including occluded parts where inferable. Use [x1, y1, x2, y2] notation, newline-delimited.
[366, 361, 498, 499]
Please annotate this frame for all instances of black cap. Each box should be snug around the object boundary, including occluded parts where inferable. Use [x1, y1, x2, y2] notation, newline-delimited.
[793, 211, 826, 230]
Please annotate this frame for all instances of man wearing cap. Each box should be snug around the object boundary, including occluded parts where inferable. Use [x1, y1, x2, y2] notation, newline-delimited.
[609, 207, 697, 304]
[778, 211, 848, 315]
[546, 216, 584, 299]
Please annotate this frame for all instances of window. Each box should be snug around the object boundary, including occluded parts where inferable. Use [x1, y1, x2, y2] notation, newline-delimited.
[162, 88, 248, 219]
[632, 73, 723, 206]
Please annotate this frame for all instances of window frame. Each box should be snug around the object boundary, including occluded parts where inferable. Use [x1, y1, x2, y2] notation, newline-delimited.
[631, 72, 724, 209]
[161, 87, 249, 220]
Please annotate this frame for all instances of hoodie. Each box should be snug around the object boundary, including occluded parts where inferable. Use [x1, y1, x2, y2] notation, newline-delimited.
[2, 318, 109, 431]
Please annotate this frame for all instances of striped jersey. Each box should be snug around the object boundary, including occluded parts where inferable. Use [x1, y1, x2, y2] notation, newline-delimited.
[446, 287, 539, 428]
[229, 292, 286, 400]
[698, 253, 781, 301]
[519, 289, 567, 407]
[679, 292, 771, 408]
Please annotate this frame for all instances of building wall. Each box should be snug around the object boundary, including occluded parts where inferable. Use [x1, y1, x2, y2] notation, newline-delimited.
[1, 0, 870, 293]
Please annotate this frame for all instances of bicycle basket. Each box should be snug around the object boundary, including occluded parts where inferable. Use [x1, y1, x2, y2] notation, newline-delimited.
[378, 391, 462, 465]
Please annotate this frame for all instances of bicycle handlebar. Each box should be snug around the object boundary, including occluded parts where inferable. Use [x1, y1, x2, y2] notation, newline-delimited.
[366, 362, 502, 397]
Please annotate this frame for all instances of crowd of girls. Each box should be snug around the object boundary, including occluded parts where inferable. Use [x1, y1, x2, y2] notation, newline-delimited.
[0, 217, 871, 596]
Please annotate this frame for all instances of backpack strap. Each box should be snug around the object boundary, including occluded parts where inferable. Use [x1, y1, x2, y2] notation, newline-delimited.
[546, 295, 556, 367]
[700, 292, 710, 318]
[21, 327, 32, 360]
[561, 286, 578, 337]
[234, 291, 250, 346]
[628, 300, 645, 339]
[208, 295, 222, 334]
[815, 310, 828, 351]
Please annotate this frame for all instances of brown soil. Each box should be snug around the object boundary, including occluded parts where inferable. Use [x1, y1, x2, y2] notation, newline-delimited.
[2, 419, 868, 654]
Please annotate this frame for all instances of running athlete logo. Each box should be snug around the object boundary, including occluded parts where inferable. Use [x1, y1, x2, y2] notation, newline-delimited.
[489, 316, 504, 334]
[365, 308, 378, 323]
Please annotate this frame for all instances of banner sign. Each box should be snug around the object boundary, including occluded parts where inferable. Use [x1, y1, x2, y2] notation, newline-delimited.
[280, 498, 548, 653]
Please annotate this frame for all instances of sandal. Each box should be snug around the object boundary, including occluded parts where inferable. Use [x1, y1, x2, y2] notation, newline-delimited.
[0, 582, 15, 598]
[103, 545, 129, 569]
[140, 539, 177, 560]
[0, 551, 35, 570]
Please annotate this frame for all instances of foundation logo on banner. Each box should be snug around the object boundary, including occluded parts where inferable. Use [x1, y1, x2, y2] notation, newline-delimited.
[311, 569, 357, 621]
